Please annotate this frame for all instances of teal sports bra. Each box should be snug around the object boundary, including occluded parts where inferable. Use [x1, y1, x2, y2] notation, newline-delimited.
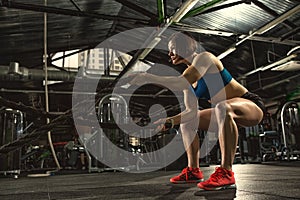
[192, 68, 233, 100]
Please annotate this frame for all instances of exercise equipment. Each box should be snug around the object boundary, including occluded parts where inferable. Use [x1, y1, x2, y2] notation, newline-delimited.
[280, 101, 300, 160]
[237, 125, 262, 163]
[80, 93, 132, 172]
[81, 93, 178, 172]
[0, 109, 24, 178]
[260, 101, 300, 161]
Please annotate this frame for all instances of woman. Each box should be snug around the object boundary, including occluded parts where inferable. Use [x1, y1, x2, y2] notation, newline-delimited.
[130, 32, 265, 190]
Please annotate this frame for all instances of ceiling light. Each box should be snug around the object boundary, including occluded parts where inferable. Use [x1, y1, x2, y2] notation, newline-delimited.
[271, 60, 300, 71]
[243, 54, 297, 77]
[190, 28, 234, 36]
[287, 46, 300, 56]
[261, 54, 297, 71]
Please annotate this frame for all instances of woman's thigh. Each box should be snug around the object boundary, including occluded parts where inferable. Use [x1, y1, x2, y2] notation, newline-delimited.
[197, 108, 216, 131]
[223, 97, 264, 127]
[196, 97, 263, 131]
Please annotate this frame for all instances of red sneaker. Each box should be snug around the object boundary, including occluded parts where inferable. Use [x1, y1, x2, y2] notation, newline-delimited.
[197, 167, 236, 190]
[170, 167, 204, 184]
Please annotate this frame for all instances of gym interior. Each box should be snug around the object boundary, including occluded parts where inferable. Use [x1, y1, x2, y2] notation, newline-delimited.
[0, 0, 300, 199]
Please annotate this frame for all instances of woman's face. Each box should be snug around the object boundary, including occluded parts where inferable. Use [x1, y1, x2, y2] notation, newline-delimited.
[168, 41, 185, 65]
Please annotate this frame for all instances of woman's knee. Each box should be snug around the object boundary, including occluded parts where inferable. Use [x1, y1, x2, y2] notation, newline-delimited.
[180, 119, 198, 132]
[215, 101, 234, 119]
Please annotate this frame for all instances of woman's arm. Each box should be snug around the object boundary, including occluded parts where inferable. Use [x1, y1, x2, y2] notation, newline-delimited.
[154, 88, 198, 129]
[129, 52, 214, 91]
[130, 73, 191, 91]
[168, 88, 198, 124]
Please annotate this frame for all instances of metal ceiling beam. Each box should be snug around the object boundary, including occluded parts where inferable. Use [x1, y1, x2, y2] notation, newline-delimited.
[251, 0, 296, 30]
[27, 45, 96, 68]
[110, 0, 232, 88]
[172, 23, 235, 37]
[111, 0, 201, 83]
[191, 0, 249, 17]
[280, 27, 300, 41]
[168, 0, 202, 23]
[255, 4, 300, 35]
[217, 4, 300, 59]
[182, 0, 228, 19]
[240, 53, 298, 78]
[114, 0, 157, 20]
[259, 73, 300, 91]
[115, 50, 128, 69]
[51, 47, 90, 63]
[0, 0, 148, 23]
[140, 0, 228, 57]
[69, 0, 81, 11]
[171, 24, 300, 45]
[48, 47, 92, 72]
[249, 35, 300, 46]
[157, 0, 166, 23]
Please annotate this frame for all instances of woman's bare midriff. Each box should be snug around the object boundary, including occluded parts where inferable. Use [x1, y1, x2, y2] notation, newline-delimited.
[210, 79, 248, 104]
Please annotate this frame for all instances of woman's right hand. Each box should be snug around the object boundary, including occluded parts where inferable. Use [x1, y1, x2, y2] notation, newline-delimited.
[153, 118, 174, 133]
[128, 72, 148, 86]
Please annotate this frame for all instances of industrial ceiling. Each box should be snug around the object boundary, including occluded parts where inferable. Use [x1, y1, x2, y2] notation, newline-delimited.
[0, 0, 299, 98]
[0, 0, 300, 121]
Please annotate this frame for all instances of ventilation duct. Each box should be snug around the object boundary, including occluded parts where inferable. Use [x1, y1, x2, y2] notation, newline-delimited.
[8, 62, 22, 75]
[0, 64, 115, 81]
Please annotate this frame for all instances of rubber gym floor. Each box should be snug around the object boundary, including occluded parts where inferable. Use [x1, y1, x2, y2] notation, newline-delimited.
[1, 162, 300, 200]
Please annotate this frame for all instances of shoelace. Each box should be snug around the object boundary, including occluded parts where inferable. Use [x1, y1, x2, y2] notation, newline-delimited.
[179, 167, 199, 180]
[178, 167, 191, 180]
[210, 167, 227, 182]
[179, 167, 189, 180]
[181, 167, 189, 174]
